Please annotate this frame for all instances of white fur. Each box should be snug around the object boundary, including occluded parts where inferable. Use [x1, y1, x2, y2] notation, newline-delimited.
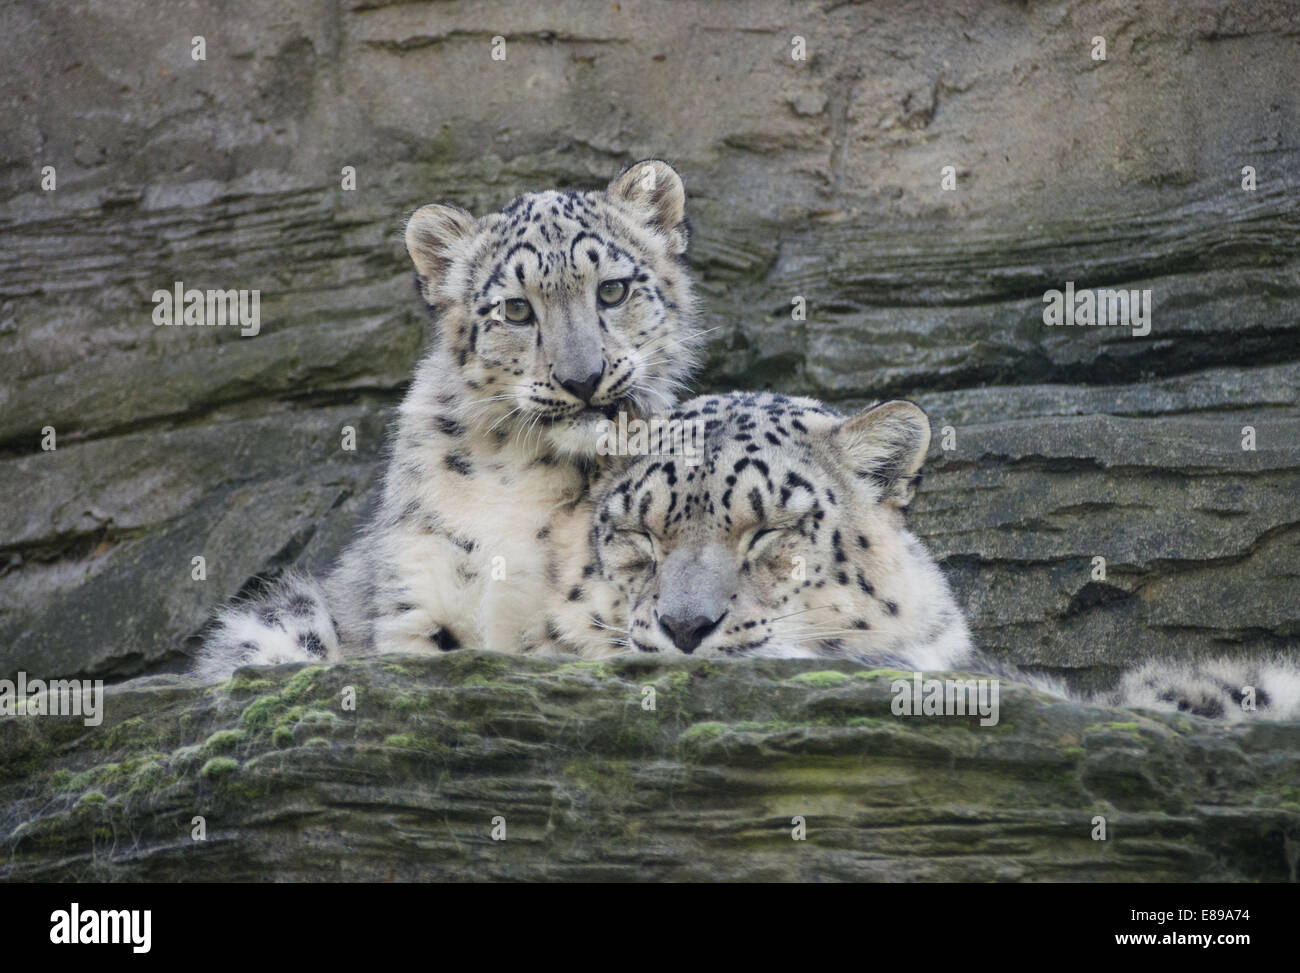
[194, 162, 700, 681]
[556, 391, 1300, 723]
[1110, 654, 1300, 722]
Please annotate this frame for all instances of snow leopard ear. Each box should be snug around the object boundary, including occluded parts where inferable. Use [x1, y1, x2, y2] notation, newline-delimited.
[405, 204, 476, 283]
[607, 160, 689, 255]
[834, 400, 931, 508]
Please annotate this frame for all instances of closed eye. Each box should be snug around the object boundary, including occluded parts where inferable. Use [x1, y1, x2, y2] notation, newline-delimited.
[615, 527, 657, 560]
[744, 520, 804, 555]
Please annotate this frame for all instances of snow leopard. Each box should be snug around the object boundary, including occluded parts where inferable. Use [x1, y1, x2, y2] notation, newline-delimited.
[548, 391, 973, 669]
[549, 391, 1300, 721]
[193, 160, 702, 681]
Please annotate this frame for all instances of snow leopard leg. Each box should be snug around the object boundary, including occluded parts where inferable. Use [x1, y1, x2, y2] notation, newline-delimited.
[193, 572, 340, 682]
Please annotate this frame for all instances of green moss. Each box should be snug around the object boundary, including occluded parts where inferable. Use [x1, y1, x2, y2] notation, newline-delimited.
[444, 653, 512, 687]
[731, 720, 792, 732]
[240, 696, 284, 731]
[50, 761, 127, 793]
[449, 680, 540, 715]
[662, 671, 692, 691]
[1, 725, 51, 782]
[1086, 721, 1143, 735]
[224, 673, 274, 695]
[382, 664, 413, 677]
[460, 674, 512, 689]
[691, 661, 723, 679]
[203, 729, 247, 754]
[170, 744, 203, 773]
[125, 758, 169, 793]
[558, 661, 615, 680]
[853, 668, 913, 681]
[383, 733, 445, 754]
[1033, 765, 1078, 786]
[679, 722, 728, 745]
[844, 716, 896, 729]
[389, 691, 433, 711]
[611, 711, 669, 752]
[253, 702, 341, 745]
[303, 737, 331, 748]
[564, 758, 636, 802]
[1107, 775, 1143, 796]
[291, 706, 339, 729]
[10, 816, 69, 852]
[76, 790, 107, 806]
[788, 670, 852, 688]
[96, 717, 157, 752]
[200, 757, 239, 779]
[282, 666, 328, 702]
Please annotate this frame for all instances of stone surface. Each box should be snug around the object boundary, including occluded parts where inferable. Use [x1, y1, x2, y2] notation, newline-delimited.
[2, 654, 1298, 882]
[1, 0, 1298, 695]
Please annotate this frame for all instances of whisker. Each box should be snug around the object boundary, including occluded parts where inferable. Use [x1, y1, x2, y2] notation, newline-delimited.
[767, 606, 836, 622]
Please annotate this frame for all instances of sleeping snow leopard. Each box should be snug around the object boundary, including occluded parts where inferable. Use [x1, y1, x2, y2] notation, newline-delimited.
[547, 391, 972, 668]
[193, 160, 702, 681]
[548, 391, 1300, 721]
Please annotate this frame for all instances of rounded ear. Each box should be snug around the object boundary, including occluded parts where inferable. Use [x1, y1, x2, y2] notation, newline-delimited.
[405, 204, 476, 283]
[606, 159, 688, 254]
[834, 400, 931, 507]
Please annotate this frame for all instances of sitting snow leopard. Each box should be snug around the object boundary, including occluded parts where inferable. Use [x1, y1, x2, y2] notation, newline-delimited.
[549, 391, 1300, 721]
[193, 160, 702, 681]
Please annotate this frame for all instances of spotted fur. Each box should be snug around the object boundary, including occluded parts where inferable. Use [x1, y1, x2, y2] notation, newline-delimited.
[194, 161, 702, 682]
[550, 392, 1300, 722]
[1107, 656, 1300, 722]
[548, 391, 972, 668]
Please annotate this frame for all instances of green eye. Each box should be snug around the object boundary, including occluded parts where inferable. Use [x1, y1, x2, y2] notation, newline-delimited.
[501, 298, 533, 324]
[597, 279, 629, 307]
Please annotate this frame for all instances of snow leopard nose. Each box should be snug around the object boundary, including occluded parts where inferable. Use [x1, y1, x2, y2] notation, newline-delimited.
[556, 363, 605, 404]
[659, 611, 725, 654]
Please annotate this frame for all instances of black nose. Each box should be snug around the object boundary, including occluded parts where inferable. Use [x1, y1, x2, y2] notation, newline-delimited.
[557, 365, 604, 404]
[659, 612, 724, 654]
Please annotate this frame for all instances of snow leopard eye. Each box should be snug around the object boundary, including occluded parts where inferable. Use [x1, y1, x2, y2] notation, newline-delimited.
[597, 279, 629, 307]
[611, 527, 656, 564]
[501, 297, 534, 324]
[743, 519, 803, 557]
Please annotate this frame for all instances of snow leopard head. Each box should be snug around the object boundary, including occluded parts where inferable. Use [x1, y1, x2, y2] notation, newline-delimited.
[584, 392, 970, 669]
[405, 160, 701, 458]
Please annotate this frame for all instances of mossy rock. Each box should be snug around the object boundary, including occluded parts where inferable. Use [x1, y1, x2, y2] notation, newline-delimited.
[1, 653, 1298, 882]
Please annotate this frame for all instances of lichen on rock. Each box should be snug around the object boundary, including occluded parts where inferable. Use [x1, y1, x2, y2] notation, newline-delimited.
[2, 654, 1297, 882]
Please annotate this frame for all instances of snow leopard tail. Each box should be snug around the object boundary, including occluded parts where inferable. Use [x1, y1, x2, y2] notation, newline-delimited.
[967, 650, 1300, 722]
[1101, 653, 1300, 722]
[192, 572, 340, 683]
